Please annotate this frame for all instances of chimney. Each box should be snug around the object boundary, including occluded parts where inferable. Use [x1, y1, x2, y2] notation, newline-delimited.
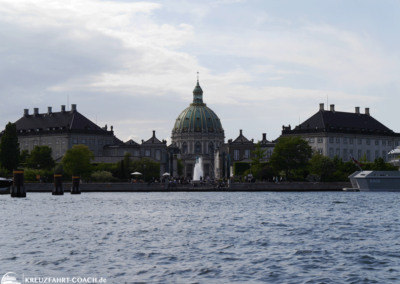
[330, 104, 335, 112]
[320, 103, 324, 111]
[61, 105, 66, 112]
[263, 133, 266, 141]
[71, 104, 77, 113]
[153, 130, 155, 137]
[33, 108, 39, 116]
[47, 107, 52, 114]
[240, 129, 242, 136]
[355, 107, 360, 114]
[365, 108, 370, 116]
[228, 139, 232, 143]
[24, 109, 29, 117]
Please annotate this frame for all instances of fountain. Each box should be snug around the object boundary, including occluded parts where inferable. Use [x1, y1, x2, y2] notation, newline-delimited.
[193, 156, 203, 181]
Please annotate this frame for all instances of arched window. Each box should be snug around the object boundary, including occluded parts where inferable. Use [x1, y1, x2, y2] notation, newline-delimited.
[195, 141, 201, 153]
[182, 142, 188, 153]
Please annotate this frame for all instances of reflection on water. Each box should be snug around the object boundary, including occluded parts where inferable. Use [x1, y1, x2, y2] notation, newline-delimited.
[1, 192, 399, 283]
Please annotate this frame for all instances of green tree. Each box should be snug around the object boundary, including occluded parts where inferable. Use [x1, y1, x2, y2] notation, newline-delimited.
[0, 122, 20, 172]
[177, 158, 184, 176]
[61, 145, 95, 176]
[269, 136, 312, 180]
[120, 160, 125, 179]
[27, 146, 55, 169]
[250, 142, 268, 179]
[309, 150, 335, 180]
[91, 170, 113, 182]
[130, 157, 160, 181]
[123, 152, 131, 178]
[53, 163, 64, 175]
[20, 149, 30, 164]
[359, 153, 369, 164]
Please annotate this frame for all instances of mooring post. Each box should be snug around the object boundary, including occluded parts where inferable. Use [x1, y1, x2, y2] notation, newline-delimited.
[11, 170, 26, 198]
[71, 176, 81, 194]
[52, 174, 64, 195]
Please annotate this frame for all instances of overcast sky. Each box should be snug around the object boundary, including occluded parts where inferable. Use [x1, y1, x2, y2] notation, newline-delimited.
[1, 0, 399, 143]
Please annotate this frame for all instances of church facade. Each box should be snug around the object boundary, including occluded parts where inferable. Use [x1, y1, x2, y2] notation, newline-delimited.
[171, 79, 225, 178]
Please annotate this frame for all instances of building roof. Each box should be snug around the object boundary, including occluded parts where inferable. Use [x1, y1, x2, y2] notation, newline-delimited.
[13, 106, 109, 133]
[230, 130, 254, 144]
[295, 109, 391, 132]
[172, 80, 224, 134]
[142, 131, 166, 145]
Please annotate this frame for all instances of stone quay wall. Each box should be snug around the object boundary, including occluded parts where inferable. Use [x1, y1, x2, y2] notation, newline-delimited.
[19, 182, 352, 192]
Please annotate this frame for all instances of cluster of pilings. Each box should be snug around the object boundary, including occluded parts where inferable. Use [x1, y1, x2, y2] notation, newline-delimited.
[10, 170, 81, 198]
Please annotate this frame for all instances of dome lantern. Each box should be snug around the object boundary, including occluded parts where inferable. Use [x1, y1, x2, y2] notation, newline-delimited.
[193, 78, 203, 104]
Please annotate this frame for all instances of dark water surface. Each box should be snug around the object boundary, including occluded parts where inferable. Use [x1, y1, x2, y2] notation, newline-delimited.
[1, 192, 400, 283]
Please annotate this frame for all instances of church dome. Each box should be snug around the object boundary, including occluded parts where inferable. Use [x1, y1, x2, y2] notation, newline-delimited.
[173, 81, 223, 133]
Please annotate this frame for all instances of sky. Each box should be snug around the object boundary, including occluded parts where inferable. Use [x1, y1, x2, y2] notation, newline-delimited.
[1, 0, 399, 144]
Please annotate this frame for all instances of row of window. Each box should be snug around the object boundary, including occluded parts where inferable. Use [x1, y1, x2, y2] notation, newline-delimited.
[72, 138, 111, 145]
[181, 141, 215, 154]
[27, 139, 66, 146]
[233, 149, 251, 160]
[309, 137, 397, 146]
[328, 148, 387, 162]
[110, 149, 162, 160]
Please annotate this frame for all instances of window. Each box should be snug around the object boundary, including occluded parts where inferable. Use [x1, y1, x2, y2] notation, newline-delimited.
[375, 150, 379, 160]
[357, 139, 362, 144]
[42, 140, 46, 145]
[73, 139, 78, 144]
[375, 140, 379, 145]
[336, 149, 340, 158]
[106, 140, 111, 145]
[234, 150, 239, 160]
[336, 138, 340, 143]
[182, 142, 188, 154]
[63, 149, 66, 154]
[90, 139, 95, 145]
[112, 150, 115, 156]
[317, 138, 323, 143]
[349, 149, 353, 157]
[155, 150, 161, 161]
[33, 140, 37, 146]
[358, 150, 362, 160]
[48, 139, 52, 145]
[62, 139, 65, 144]
[24, 141, 28, 146]
[81, 139, 86, 144]
[349, 138, 354, 144]
[382, 151, 386, 161]
[343, 138, 347, 144]
[329, 137, 334, 143]
[382, 140, 386, 146]
[309, 138, 314, 143]
[366, 139, 370, 145]
[343, 149, 348, 161]
[318, 148, 323, 154]
[244, 150, 251, 158]
[396, 141, 399, 147]
[367, 150, 370, 161]
[98, 139, 103, 145]
[145, 150, 151, 157]
[98, 150, 102, 156]
[56, 139, 60, 145]
[55, 150, 59, 158]
[388, 141, 392, 146]
[195, 142, 201, 153]
[134, 150, 140, 156]
[329, 148, 334, 159]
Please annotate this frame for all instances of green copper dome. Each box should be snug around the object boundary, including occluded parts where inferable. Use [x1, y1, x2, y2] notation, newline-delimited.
[173, 81, 223, 133]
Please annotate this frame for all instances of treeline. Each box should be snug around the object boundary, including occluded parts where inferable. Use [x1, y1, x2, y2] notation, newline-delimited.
[234, 136, 397, 182]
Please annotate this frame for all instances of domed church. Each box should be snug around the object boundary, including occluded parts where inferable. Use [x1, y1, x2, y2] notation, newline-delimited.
[171, 79, 225, 178]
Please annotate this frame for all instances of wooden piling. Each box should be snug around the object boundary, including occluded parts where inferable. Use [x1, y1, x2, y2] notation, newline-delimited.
[11, 170, 26, 198]
[52, 175, 64, 195]
[71, 176, 81, 194]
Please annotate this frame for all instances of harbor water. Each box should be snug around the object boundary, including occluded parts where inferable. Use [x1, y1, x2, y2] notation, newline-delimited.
[1, 192, 400, 283]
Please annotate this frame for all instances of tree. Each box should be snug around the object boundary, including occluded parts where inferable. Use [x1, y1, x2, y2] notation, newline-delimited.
[20, 149, 30, 164]
[177, 158, 184, 176]
[91, 170, 113, 182]
[309, 150, 335, 180]
[250, 142, 268, 179]
[61, 145, 94, 176]
[0, 122, 20, 172]
[130, 158, 160, 181]
[120, 160, 125, 179]
[27, 146, 55, 169]
[269, 136, 312, 179]
[123, 152, 131, 178]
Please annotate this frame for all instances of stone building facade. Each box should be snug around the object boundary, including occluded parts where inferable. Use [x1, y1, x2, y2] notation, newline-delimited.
[171, 79, 225, 178]
[281, 103, 400, 162]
